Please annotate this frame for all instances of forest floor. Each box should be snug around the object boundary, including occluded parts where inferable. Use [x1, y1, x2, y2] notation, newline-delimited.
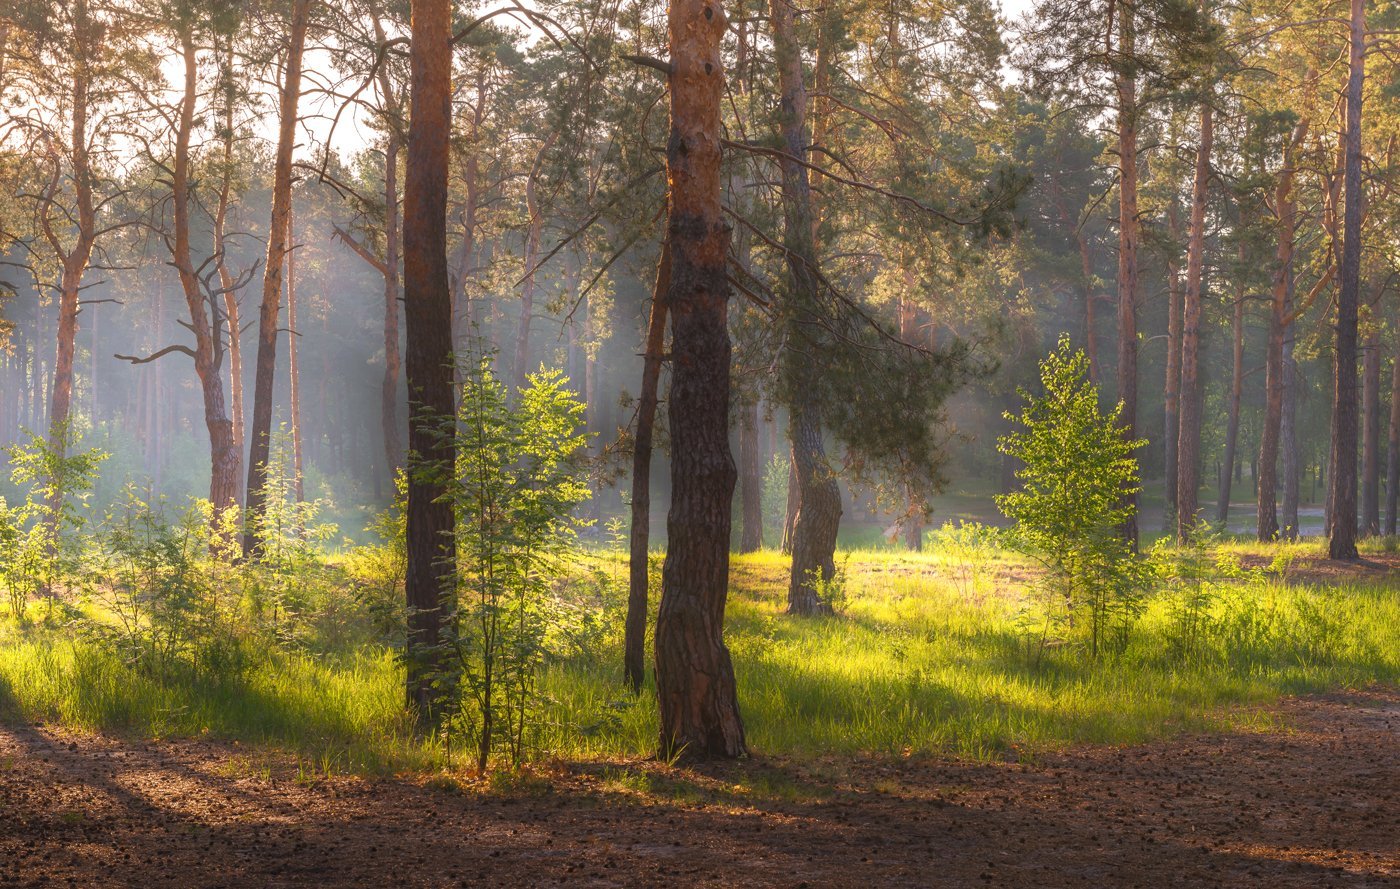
[1, 688, 1396, 888]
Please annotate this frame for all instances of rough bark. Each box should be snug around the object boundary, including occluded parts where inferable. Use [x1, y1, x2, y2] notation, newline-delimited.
[770, 0, 840, 614]
[625, 245, 670, 694]
[1329, 0, 1363, 560]
[381, 133, 405, 477]
[244, 0, 311, 558]
[653, 0, 746, 761]
[1176, 103, 1213, 543]
[1280, 335, 1300, 539]
[1115, 0, 1140, 548]
[403, 0, 457, 723]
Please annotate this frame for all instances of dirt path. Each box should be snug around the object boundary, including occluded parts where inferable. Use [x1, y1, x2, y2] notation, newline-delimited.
[1, 690, 1397, 888]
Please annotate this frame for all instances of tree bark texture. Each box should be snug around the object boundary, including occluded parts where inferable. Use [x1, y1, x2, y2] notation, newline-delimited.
[653, 0, 746, 761]
[403, 0, 457, 723]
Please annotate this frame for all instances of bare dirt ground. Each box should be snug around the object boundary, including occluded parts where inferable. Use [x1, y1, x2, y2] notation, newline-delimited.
[1, 690, 1397, 888]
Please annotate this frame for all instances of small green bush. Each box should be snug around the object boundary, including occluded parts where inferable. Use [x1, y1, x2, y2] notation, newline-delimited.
[997, 335, 1150, 660]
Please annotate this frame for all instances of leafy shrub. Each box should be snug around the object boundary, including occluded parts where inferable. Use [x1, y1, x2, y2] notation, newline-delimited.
[996, 336, 1151, 660]
[441, 358, 592, 771]
[930, 521, 1001, 600]
[0, 429, 106, 618]
[85, 491, 247, 682]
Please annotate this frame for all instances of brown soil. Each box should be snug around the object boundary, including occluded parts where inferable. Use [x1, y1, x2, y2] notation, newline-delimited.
[1, 690, 1397, 888]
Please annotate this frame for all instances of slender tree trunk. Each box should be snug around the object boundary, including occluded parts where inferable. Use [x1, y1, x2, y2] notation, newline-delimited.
[1361, 310, 1381, 535]
[1115, 0, 1140, 548]
[739, 398, 764, 552]
[625, 245, 670, 694]
[653, 0, 746, 760]
[1163, 201, 1183, 528]
[288, 206, 305, 507]
[382, 134, 404, 477]
[1176, 103, 1213, 542]
[214, 39, 245, 503]
[781, 460, 798, 553]
[403, 0, 457, 723]
[45, 2, 96, 525]
[1216, 263, 1244, 526]
[244, 0, 311, 557]
[1329, 0, 1363, 560]
[770, 0, 840, 613]
[167, 30, 240, 515]
[898, 288, 922, 550]
[1385, 303, 1400, 535]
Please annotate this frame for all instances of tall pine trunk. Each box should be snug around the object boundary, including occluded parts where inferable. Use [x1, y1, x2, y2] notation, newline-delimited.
[1385, 302, 1400, 535]
[653, 0, 746, 760]
[1115, 0, 1140, 548]
[1216, 264, 1244, 525]
[624, 246, 670, 694]
[1176, 103, 1213, 542]
[1360, 314, 1381, 535]
[402, 0, 457, 723]
[244, 0, 311, 557]
[770, 0, 840, 614]
[1163, 202, 1183, 528]
[45, 1, 97, 526]
[1329, 0, 1363, 560]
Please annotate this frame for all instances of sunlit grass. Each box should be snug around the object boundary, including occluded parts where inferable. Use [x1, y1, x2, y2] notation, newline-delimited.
[1, 544, 1397, 773]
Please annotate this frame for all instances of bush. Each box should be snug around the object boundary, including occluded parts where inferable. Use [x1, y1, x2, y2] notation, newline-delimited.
[85, 490, 247, 682]
[440, 357, 592, 771]
[0, 428, 106, 618]
[996, 335, 1150, 660]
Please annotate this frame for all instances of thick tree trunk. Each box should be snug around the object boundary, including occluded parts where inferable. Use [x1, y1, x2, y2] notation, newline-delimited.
[1163, 202, 1183, 528]
[1176, 104, 1213, 543]
[653, 0, 746, 761]
[244, 0, 311, 557]
[739, 398, 764, 552]
[625, 246, 670, 694]
[403, 0, 457, 724]
[770, 0, 840, 613]
[1361, 314, 1381, 535]
[1115, 1, 1140, 548]
[1329, 0, 1363, 560]
[1216, 269, 1244, 526]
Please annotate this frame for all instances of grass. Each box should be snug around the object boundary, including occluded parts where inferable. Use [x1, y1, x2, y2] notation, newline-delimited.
[0, 539, 1397, 775]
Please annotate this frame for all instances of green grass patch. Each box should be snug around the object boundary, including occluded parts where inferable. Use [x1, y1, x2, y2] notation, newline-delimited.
[0, 545, 1396, 772]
